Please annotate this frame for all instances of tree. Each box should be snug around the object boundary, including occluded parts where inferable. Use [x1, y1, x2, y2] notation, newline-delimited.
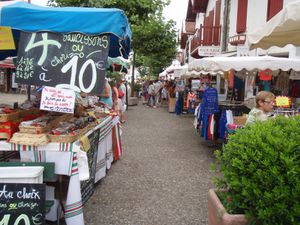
[48, 0, 178, 77]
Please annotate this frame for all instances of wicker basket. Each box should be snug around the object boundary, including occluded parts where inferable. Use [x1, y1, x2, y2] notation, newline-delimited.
[10, 132, 49, 146]
[19, 114, 73, 134]
[0, 111, 19, 122]
[48, 123, 95, 143]
[18, 108, 40, 118]
[233, 116, 247, 125]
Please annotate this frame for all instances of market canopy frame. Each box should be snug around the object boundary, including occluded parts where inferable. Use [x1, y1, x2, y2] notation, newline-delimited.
[0, 2, 132, 59]
[189, 56, 300, 73]
[247, 0, 300, 50]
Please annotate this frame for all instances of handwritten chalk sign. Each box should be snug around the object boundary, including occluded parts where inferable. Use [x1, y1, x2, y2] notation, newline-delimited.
[40, 86, 75, 114]
[0, 183, 45, 225]
[16, 32, 110, 94]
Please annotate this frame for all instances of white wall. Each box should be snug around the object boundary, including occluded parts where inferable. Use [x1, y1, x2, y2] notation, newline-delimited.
[228, 0, 299, 57]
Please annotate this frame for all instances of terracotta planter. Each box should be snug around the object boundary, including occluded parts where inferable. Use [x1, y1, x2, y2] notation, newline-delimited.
[208, 189, 248, 225]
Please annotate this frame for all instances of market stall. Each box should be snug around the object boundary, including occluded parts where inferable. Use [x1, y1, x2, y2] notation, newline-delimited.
[0, 2, 131, 225]
[190, 56, 300, 145]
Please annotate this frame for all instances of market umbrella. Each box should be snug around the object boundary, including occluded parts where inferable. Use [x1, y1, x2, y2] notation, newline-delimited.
[0, 2, 132, 59]
[247, 0, 300, 50]
[189, 56, 300, 73]
[107, 56, 130, 73]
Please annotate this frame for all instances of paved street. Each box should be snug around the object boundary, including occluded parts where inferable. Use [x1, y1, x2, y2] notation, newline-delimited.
[84, 103, 215, 225]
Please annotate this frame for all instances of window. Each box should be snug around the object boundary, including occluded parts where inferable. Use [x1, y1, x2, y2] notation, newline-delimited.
[236, 0, 248, 33]
[267, 0, 283, 21]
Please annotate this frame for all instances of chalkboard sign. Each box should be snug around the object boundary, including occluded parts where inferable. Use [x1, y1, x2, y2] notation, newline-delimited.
[16, 32, 110, 94]
[0, 183, 45, 225]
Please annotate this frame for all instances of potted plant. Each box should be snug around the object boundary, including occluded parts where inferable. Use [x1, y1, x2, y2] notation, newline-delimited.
[132, 83, 141, 97]
[210, 116, 300, 225]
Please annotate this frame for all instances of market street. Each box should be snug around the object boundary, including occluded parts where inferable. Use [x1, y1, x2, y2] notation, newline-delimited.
[84, 103, 214, 225]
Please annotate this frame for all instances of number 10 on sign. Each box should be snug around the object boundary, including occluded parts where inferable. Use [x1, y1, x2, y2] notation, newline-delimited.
[57, 55, 97, 93]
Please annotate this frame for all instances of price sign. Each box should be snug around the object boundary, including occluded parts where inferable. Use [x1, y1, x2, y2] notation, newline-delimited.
[0, 183, 45, 225]
[16, 32, 110, 94]
[275, 96, 291, 108]
[40, 86, 75, 114]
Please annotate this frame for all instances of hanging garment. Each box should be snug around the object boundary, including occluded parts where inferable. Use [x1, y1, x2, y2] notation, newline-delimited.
[274, 71, 290, 95]
[259, 69, 272, 81]
[291, 81, 299, 97]
[226, 110, 234, 125]
[218, 110, 227, 142]
[228, 71, 234, 89]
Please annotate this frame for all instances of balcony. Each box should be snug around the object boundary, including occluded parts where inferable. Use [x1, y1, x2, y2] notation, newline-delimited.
[191, 25, 221, 58]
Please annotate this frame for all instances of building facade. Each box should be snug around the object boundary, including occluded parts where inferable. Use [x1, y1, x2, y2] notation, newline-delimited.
[181, 0, 300, 62]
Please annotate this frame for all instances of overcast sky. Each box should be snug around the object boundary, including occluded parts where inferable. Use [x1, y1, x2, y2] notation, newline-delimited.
[31, 0, 188, 30]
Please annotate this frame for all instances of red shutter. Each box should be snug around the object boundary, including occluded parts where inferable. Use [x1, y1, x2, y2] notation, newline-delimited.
[267, 0, 283, 21]
[208, 10, 214, 45]
[236, 0, 248, 33]
[203, 16, 208, 45]
[214, 0, 221, 45]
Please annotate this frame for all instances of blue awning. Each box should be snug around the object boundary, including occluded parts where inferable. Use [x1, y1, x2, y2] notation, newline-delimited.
[0, 2, 132, 59]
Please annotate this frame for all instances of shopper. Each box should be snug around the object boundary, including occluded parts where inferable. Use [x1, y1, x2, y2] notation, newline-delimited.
[117, 79, 127, 123]
[100, 79, 113, 108]
[147, 81, 156, 108]
[246, 91, 275, 125]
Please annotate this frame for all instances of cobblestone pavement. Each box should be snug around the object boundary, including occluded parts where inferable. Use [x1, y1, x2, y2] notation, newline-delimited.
[84, 102, 215, 225]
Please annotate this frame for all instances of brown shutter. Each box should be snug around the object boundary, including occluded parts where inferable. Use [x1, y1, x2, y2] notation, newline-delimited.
[208, 10, 214, 45]
[236, 0, 248, 33]
[214, 0, 221, 45]
[203, 16, 208, 45]
[267, 0, 283, 21]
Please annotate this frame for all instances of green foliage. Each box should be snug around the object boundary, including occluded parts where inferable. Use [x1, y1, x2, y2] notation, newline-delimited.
[133, 83, 141, 92]
[214, 116, 300, 225]
[48, 0, 177, 78]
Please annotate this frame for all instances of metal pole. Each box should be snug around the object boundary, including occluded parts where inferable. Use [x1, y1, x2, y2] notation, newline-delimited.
[131, 52, 135, 97]
[125, 81, 128, 110]
[27, 85, 31, 101]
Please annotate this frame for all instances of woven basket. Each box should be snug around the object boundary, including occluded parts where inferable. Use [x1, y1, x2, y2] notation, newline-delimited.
[0, 111, 19, 122]
[18, 108, 40, 118]
[48, 123, 95, 143]
[10, 132, 49, 146]
[233, 116, 247, 125]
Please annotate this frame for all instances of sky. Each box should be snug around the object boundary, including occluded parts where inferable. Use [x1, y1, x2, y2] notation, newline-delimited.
[163, 0, 188, 31]
[30, 0, 188, 30]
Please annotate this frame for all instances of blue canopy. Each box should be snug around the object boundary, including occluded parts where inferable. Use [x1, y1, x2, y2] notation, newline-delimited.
[0, 2, 132, 59]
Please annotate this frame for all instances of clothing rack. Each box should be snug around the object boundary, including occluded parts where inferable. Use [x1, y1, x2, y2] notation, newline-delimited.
[273, 108, 298, 117]
[219, 100, 249, 116]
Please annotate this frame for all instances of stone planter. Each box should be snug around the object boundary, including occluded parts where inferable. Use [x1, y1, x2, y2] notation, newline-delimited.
[208, 189, 248, 225]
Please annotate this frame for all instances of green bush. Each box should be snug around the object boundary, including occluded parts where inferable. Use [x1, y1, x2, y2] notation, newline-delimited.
[214, 116, 300, 225]
[133, 83, 141, 92]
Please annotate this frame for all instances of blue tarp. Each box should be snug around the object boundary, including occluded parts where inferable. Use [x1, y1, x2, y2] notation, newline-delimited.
[0, 2, 132, 59]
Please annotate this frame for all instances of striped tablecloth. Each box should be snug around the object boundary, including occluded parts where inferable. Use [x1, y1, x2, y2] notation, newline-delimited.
[0, 115, 122, 225]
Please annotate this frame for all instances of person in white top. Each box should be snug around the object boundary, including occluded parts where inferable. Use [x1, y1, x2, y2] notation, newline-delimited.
[147, 81, 156, 107]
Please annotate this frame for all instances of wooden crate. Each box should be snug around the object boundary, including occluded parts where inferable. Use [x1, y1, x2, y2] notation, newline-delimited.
[0, 111, 19, 122]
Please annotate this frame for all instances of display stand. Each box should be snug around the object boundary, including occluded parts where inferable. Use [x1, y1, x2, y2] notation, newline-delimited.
[0, 115, 122, 225]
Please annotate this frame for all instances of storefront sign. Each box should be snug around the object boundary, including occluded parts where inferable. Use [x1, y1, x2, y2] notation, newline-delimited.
[0, 26, 15, 50]
[40, 86, 75, 114]
[0, 183, 45, 225]
[16, 32, 110, 94]
[275, 96, 291, 108]
[198, 46, 221, 57]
